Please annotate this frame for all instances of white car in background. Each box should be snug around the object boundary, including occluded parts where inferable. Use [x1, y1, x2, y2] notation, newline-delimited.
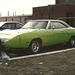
[0, 21, 24, 31]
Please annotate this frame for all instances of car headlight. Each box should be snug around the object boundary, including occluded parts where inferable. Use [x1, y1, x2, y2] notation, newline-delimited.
[0, 38, 10, 43]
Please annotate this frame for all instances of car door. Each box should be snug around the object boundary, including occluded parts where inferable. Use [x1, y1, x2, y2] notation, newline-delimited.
[47, 21, 69, 45]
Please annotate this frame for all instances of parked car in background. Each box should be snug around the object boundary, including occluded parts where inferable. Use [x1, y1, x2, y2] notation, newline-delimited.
[0, 20, 75, 54]
[0, 21, 24, 30]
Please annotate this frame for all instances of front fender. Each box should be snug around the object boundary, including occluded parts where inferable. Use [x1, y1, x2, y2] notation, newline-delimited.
[3, 35, 19, 48]
[19, 32, 39, 48]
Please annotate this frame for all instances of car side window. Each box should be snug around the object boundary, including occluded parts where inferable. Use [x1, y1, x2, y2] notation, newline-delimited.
[16, 23, 23, 28]
[2, 23, 8, 29]
[2, 23, 15, 29]
[51, 22, 67, 29]
[7, 23, 15, 29]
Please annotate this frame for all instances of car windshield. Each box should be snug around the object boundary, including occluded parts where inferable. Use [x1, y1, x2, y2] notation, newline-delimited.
[22, 21, 48, 29]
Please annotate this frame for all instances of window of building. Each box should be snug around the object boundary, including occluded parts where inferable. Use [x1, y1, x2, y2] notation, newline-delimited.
[56, 0, 75, 5]
[49, 13, 53, 19]
[41, 13, 46, 19]
[66, 13, 73, 26]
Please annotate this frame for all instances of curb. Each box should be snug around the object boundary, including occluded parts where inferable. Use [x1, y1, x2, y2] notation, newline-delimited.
[8, 47, 75, 61]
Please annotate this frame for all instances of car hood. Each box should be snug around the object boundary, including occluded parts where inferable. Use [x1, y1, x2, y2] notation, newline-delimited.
[0, 29, 36, 39]
[0, 29, 35, 34]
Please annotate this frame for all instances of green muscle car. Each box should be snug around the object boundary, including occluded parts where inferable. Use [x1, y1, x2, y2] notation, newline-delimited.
[0, 20, 75, 53]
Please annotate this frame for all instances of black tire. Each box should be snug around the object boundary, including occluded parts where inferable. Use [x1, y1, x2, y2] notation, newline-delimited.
[68, 37, 75, 47]
[29, 40, 41, 54]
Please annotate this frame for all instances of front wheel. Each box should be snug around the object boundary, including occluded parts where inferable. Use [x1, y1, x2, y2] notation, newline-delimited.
[68, 38, 75, 47]
[29, 40, 41, 54]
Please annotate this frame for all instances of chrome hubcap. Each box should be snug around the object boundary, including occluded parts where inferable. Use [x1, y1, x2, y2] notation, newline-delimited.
[71, 38, 75, 46]
[31, 41, 39, 53]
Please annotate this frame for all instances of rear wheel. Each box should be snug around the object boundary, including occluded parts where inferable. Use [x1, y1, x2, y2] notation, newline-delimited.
[29, 40, 41, 54]
[68, 37, 75, 47]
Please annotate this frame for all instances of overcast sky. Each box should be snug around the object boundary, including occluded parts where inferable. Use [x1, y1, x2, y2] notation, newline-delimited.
[0, 0, 55, 16]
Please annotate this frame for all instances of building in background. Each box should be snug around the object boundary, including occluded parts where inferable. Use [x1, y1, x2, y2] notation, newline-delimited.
[0, 15, 32, 24]
[32, 0, 75, 27]
[56, 0, 75, 5]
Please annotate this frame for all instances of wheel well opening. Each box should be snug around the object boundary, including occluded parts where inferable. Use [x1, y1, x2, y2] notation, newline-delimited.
[31, 38, 42, 45]
[71, 36, 75, 39]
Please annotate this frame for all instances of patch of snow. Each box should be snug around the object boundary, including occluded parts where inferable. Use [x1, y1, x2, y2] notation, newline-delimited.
[1, 51, 10, 59]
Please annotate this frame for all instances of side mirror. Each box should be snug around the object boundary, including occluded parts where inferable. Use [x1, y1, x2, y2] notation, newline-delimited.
[52, 25, 56, 30]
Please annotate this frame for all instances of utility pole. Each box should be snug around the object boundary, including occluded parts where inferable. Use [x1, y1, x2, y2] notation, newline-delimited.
[8, 11, 9, 16]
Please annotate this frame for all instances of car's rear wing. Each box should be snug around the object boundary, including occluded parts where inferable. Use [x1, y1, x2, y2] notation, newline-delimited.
[57, 17, 75, 20]
[57, 17, 75, 27]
